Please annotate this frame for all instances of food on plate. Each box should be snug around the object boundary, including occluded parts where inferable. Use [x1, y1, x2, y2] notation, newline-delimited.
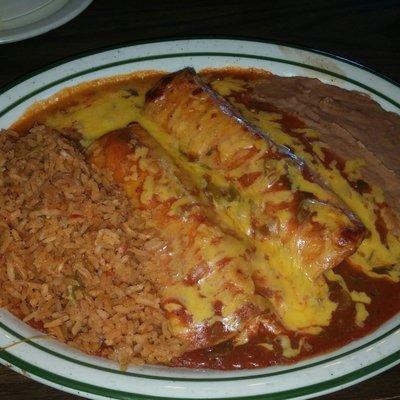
[141, 68, 365, 331]
[0, 126, 184, 368]
[1, 66, 399, 369]
[251, 75, 400, 212]
[89, 124, 269, 348]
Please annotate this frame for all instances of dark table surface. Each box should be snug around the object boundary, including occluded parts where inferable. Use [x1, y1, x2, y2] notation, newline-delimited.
[1, 0, 399, 399]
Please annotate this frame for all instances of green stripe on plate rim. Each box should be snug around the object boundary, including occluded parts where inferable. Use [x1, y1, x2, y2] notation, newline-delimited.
[0, 52, 400, 119]
[1, 318, 399, 382]
[0, 45, 399, 388]
[1, 35, 399, 96]
[1, 346, 399, 400]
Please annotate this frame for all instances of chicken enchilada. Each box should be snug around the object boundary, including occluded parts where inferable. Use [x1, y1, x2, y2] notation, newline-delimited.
[1, 66, 399, 370]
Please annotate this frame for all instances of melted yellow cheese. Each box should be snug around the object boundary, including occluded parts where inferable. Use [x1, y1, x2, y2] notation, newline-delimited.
[210, 78, 247, 96]
[164, 284, 215, 323]
[355, 303, 369, 327]
[277, 335, 304, 358]
[325, 266, 372, 327]
[325, 270, 371, 304]
[224, 89, 400, 283]
[138, 113, 337, 332]
[45, 89, 144, 141]
[110, 135, 270, 340]
[258, 342, 274, 351]
[37, 73, 400, 338]
[253, 242, 337, 330]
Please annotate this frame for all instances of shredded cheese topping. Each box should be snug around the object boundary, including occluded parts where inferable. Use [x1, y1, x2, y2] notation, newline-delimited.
[27, 72, 400, 339]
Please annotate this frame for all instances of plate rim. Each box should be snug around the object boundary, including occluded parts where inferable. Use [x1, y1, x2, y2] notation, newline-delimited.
[0, 317, 399, 382]
[1, 35, 399, 93]
[0, 36, 399, 400]
[1, 347, 400, 400]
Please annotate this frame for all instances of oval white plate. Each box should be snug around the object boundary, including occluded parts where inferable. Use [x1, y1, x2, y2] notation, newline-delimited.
[0, 38, 399, 400]
[0, 0, 92, 44]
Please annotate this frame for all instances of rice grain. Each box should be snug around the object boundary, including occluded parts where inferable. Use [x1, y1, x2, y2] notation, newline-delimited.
[0, 126, 185, 367]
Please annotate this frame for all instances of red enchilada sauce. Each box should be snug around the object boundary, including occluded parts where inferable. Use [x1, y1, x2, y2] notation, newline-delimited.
[11, 68, 400, 370]
[172, 261, 400, 369]
[171, 71, 400, 369]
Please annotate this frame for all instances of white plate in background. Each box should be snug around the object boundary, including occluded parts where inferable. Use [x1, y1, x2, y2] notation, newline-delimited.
[0, 0, 92, 43]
